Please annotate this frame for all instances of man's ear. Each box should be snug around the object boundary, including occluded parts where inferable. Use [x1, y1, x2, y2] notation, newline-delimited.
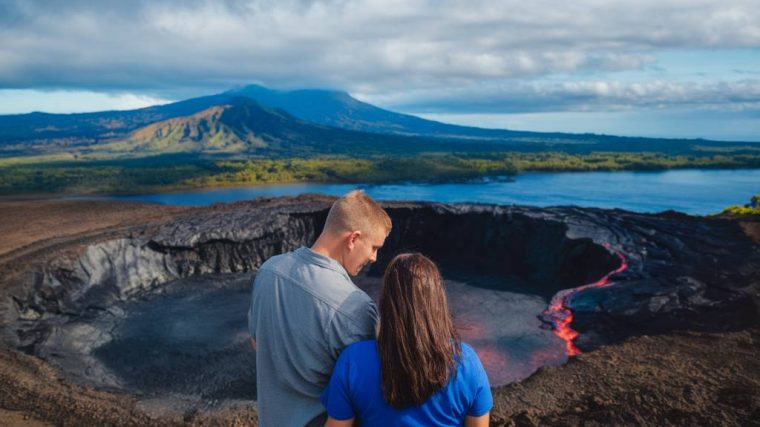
[347, 230, 362, 250]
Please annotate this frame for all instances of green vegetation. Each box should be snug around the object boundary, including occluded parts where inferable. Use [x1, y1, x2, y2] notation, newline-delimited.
[1, 151, 760, 195]
[722, 206, 760, 215]
[0, 154, 219, 194]
[184, 155, 518, 188]
[722, 195, 760, 216]
[508, 152, 760, 171]
[0, 154, 517, 195]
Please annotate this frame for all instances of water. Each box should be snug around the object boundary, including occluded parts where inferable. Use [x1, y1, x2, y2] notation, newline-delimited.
[106, 169, 760, 215]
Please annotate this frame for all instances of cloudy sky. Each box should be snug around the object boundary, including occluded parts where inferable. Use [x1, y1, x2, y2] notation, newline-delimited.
[1, 0, 759, 140]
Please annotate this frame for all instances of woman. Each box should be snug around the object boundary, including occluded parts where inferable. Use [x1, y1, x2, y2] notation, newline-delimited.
[321, 253, 492, 426]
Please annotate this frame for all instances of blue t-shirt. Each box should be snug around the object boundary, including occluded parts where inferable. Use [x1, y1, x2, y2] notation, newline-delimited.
[321, 340, 492, 426]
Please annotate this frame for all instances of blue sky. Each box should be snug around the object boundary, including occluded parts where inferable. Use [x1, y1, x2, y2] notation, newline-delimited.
[0, 0, 758, 141]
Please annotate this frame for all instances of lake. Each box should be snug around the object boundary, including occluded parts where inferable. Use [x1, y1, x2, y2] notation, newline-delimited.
[107, 169, 760, 215]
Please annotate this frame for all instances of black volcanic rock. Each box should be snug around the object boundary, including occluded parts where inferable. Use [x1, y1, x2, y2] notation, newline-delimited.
[563, 210, 760, 349]
[3, 197, 758, 361]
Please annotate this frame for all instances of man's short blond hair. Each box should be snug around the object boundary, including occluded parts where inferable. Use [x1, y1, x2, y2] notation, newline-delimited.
[323, 190, 392, 237]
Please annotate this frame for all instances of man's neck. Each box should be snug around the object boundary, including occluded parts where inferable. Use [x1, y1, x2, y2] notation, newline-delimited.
[311, 235, 343, 266]
[310, 242, 332, 258]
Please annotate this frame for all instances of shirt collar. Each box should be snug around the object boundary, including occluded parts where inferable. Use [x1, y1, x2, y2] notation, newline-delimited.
[294, 246, 351, 280]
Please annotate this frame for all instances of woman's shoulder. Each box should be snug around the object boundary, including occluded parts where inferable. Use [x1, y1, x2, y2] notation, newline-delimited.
[460, 341, 478, 358]
[347, 339, 377, 350]
[341, 339, 378, 359]
[458, 342, 487, 371]
[336, 340, 380, 376]
[457, 342, 491, 387]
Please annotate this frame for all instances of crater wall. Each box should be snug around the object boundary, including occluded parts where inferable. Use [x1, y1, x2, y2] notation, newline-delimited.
[3, 198, 758, 363]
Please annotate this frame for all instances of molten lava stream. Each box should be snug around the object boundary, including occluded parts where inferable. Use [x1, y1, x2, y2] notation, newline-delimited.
[542, 245, 628, 356]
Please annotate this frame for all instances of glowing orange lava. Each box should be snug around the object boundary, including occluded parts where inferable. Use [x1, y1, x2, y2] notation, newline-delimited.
[542, 244, 628, 356]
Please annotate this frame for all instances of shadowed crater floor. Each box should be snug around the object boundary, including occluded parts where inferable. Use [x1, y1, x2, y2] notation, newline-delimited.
[87, 265, 572, 402]
[91, 274, 256, 400]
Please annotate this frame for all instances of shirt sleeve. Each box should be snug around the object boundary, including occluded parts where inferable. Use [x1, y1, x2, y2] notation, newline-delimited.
[248, 268, 278, 341]
[466, 347, 493, 417]
[320, 346, 356, 420]
[327, 293, 378, 359]
[248, 269, 268, 340]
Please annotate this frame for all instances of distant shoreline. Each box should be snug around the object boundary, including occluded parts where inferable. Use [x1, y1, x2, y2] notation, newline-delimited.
[2, 151, 760, 197]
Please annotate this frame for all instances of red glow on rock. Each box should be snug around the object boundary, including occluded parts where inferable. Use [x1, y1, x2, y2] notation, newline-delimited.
[456, 318, 486, 342]
[472, 344, 512, 384]
[542, 244, 628, 356]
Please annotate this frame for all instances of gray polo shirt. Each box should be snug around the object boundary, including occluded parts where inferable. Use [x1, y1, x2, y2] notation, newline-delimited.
[248, 247, 378, 427]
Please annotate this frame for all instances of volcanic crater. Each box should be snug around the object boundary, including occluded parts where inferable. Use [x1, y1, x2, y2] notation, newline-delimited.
[1, 196, 758, 425]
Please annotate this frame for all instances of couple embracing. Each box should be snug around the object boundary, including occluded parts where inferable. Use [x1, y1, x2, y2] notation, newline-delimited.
[248, 190, 492, 427]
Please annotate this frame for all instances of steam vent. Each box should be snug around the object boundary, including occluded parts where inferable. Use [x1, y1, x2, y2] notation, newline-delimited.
[1, 196, 758, 424]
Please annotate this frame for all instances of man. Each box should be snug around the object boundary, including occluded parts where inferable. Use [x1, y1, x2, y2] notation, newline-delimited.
[248, 190, 392, 427]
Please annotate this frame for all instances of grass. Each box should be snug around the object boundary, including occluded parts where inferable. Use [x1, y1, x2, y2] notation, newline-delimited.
[722, 195, 760, 216]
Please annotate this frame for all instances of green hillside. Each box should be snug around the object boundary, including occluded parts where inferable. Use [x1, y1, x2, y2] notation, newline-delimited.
[47, 98, 563, 160]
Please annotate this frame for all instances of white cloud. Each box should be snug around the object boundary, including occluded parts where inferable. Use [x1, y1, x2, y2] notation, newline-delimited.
[362, 79, 760, 113]
[416, 109, 760, 141]
[0, 89, 170, 114]
[0, 0, 758, 94]
[0, 0, 758, 137]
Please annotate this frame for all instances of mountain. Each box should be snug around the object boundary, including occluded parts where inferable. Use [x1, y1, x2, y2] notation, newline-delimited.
[95, 98, 513, 157]
[123, 104, 264, 153]
[225, 85, 760, 154]
[1, 84, 506, 144]
[227, 85, 599, 141]
[225, 84, 487, 136]
[2, 84, 759, 157]
[0, 94, 228, 144]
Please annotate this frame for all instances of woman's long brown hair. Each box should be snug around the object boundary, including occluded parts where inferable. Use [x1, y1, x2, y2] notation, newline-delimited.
[378, 253, 461, 408]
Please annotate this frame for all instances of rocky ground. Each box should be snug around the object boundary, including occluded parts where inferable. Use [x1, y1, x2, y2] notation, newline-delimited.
[0, 198, 192, 257]
[492, 328, 760, 426]
[0, 198, 758, 426]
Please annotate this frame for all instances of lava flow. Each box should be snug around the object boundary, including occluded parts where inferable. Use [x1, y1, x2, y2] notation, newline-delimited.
[541, 244, 628, 356]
